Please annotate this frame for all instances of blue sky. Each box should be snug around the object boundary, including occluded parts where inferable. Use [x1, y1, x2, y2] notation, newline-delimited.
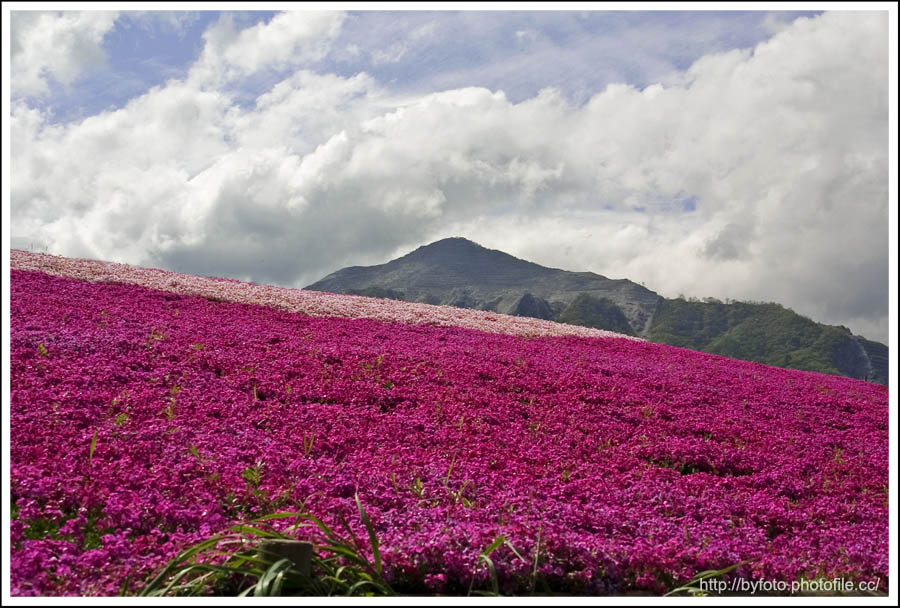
[6, 7, 892, 343]
[19, 10, 820, 123]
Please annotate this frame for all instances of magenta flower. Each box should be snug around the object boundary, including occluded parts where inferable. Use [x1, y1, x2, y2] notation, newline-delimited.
[8, 254, 889, 596]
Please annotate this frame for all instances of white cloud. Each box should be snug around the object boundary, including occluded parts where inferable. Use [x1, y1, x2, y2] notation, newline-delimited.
[10, 10, 119, 96]
[410, 21, 436, 42]
[371, 42, 409, 66]
[370, 19, 437, 66]
[189, 11, 345, 86]
[514, 29, 540, 44]
[9, 11, 890, 342]
[232, 70, 380, 154]
[129, 10, 202, 36]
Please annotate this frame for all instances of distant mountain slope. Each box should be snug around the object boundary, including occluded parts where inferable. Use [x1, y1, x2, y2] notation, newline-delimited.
[557, 293, 636, 336]
[307, 237, 888, 385]
[307, 237, 661, 335]
[646, 298, 889, 385]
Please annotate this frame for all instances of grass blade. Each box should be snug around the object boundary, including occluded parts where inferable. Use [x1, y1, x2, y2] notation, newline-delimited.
[88, 430, 98, 466]
[355, 493, 382, 577]
[229, 524, 281, 538]
[254, 558, 292, 596]
[256, 511, 306, 522]
[503, 538, 525, 562]
[482, 534, 506, 558]
[139, 507, 391, 597]
[443, 451, 456, 486]
[480, 555, 499, 595]
[665, 560, 753, 597]
[139, 535, 225, 596]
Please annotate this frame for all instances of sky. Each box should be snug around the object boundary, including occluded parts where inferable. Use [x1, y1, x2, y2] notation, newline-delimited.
[4, 4, 896, 344]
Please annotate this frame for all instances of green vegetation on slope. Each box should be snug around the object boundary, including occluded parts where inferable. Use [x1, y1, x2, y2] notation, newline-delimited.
[304, 238, 887, 385]
[646, 298, 885, 383]
[557, 294, 635, 336]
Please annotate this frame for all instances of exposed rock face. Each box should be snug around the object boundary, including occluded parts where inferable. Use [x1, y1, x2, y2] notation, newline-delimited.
[808, 333, 888, 386]
[852, 336, 889, 385]
[830, 334, 875, 382]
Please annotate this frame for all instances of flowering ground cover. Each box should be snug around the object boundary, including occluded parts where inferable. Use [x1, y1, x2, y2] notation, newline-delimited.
[11, 250, 628, 340]
[9, 264, 889, 596]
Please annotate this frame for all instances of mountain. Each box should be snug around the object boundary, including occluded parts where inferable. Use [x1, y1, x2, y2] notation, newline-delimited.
[306, 237, 888, 385]
[308, 237, 660, 334]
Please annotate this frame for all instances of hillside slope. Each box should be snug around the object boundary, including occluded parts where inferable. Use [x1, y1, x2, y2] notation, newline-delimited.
[307, 238, 888, 385]
[10, 267, 889, 596]
[646, 298, 890, 385]
[10, 249, 629, 341]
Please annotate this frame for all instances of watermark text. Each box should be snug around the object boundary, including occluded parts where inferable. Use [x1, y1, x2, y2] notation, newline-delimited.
[698, 576, 881, 595]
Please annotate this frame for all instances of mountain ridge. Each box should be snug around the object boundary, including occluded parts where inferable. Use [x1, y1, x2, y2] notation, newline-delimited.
[309, 237, 661, 335]
[306, 237, 888, 385]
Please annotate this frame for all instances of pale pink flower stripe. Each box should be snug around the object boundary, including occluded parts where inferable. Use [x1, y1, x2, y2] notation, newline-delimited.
[11, 250, 637, 341]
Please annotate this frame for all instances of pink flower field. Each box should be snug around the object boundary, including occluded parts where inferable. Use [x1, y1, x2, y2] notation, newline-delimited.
[11, 250, 628, 341]
[9, 252, 889, 596]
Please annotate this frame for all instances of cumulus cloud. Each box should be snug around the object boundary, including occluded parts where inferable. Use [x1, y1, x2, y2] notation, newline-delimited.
[188, 11, 345, 86]
[11, 10, 119, 96]
[9, 11, 890, 342]
[231, 70, 381, 154]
